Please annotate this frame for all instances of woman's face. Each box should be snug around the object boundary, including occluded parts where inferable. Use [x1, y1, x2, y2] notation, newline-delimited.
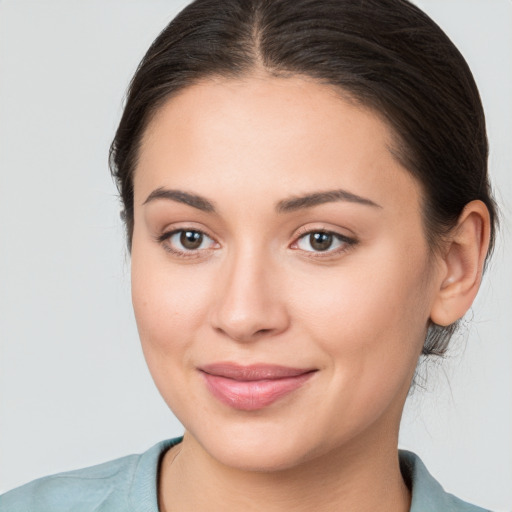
[131, 76, 442, 471]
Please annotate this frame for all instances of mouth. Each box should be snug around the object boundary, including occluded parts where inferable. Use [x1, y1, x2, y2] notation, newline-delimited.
[199, 363, 317, 411]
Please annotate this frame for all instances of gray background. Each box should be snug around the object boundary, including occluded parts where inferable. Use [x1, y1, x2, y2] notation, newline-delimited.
[0, 1, 511, 510]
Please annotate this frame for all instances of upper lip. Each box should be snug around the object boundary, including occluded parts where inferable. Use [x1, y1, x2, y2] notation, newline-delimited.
[199, 363, 316, 381]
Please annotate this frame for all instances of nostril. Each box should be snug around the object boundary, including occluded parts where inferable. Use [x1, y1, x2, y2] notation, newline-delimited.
[213, 325, 278, 343]
[209, 268, 290, 342]
[255, 328, 272, 336]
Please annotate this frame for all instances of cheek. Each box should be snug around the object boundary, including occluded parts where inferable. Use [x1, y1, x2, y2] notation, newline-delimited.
[130, 247, 213, 375]
[289, 242, 432, 386]
[281, 251, 432, 444]
[130, 256, 219, 424]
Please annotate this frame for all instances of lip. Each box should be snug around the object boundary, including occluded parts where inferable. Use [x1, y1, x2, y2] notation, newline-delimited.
[199, 363, 317, 411]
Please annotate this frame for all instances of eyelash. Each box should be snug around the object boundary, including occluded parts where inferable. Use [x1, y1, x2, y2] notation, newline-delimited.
[157, 229, 218, 259]
[157, 227, 358, 259]
[291, 227, 358, 258]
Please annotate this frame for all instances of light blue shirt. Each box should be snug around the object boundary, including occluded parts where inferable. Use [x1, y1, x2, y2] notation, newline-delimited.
[0, 438, 491, 511]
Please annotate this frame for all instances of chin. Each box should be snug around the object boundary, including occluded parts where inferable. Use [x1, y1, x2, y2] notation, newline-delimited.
[186, 419, 325, 473]
[209, 441, 311, 473]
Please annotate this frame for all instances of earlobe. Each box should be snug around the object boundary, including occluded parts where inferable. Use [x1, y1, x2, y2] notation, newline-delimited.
[430, 200, 491, 327]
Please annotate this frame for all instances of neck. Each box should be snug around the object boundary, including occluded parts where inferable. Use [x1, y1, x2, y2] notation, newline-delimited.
[158, 428, 411, 512]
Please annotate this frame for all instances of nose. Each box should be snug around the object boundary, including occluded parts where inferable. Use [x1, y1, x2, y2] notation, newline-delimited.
[209, 248, 290, 343]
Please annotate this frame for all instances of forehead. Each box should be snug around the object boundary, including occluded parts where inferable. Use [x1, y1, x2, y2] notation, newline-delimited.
[135, 75, 420, 215]
[141, 75, 392, 164]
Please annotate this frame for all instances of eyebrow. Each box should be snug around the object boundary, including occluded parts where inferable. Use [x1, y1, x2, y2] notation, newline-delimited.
[143, 187, 216, 212]
[276, 189, 382, 213]
[143, 187, 381, 214]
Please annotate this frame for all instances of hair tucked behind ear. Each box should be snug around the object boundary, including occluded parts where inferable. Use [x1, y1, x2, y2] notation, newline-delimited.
[109, 0, 498, 357]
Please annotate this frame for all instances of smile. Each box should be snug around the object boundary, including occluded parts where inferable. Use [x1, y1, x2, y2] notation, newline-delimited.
[199, 363, 317, 411]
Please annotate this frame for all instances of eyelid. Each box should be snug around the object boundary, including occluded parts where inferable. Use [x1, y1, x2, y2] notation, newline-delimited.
[155, 223, 357, 259]
[156, 226, 220, 258]
[290, 226, 358, 256]
[156, 220, 218, 242]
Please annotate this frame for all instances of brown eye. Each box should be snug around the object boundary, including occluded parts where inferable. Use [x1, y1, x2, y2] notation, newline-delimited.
[180, 230, 203, 250]
[159, 229, 217, 255]
[294, 230, 356, 255]
[309, 232, 333, 251]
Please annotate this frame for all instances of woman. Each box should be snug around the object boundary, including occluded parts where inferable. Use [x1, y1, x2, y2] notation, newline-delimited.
[0, 0, 503, 510]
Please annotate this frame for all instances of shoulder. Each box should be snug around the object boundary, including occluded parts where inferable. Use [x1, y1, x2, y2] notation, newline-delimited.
[0, 438, 181, 512]
[0, 454, 138, 512]
[399, 450, 493, 512]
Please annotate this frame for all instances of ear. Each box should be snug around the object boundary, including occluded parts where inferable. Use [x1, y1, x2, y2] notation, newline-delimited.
[430, 200, 491, 327]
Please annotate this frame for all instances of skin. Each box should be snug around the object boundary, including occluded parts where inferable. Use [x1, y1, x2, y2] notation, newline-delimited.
[130, 75, 490, 511]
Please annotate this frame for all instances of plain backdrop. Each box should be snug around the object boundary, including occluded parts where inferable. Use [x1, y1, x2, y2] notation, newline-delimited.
[0, 0, 511, 509]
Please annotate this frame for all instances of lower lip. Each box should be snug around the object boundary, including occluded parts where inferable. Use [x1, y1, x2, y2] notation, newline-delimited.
[201, 372, 315, 411]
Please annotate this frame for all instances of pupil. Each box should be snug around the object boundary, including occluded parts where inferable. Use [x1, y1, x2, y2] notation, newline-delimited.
[180, 230, 203, 250]
[310, 232, 333, 251]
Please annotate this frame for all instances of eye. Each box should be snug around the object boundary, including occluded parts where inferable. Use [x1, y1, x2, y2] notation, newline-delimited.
[294, 230, 356, 254]
[159, 229, 217, 255]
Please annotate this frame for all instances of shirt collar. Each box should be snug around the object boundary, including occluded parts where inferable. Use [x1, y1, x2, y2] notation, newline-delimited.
[399, 450, 488, 512]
